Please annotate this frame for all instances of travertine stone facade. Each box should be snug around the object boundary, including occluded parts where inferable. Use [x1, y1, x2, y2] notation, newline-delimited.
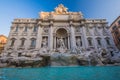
[5, 4, 116, 54]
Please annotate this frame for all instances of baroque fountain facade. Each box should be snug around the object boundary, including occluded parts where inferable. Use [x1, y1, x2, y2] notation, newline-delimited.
[0, 4, 120, 67]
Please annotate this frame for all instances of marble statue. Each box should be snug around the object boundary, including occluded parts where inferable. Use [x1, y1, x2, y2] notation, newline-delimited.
[42, 38, 47, 48]
[55, 4, 68, 14]
[59, 37, 65, 49]
[76, 38, 81, 48]
[41, 38, 48, 54]
[76, 38, 82, 54]
[57, 37, 66, 53]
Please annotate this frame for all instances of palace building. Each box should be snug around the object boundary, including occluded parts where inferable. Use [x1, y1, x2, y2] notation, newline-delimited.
[110, 16, 120, 50]
[4, 4, 116, 55]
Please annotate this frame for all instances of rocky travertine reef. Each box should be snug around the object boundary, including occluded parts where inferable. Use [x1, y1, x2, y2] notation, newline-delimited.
[0, 48, 120, 68]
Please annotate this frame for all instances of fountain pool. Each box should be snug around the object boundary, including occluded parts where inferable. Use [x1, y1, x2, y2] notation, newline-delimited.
[0, 66, 120, 80]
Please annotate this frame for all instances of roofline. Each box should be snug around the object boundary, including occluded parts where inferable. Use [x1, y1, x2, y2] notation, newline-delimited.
[110, 16, 120, 27]
[0, 35, 7, 38]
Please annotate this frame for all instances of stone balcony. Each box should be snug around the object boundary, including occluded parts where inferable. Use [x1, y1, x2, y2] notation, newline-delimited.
[11, 32, 18, 36]
[17, 45, 25, 50]
[7, 46, 14, 50]
[28, 46, 35, 50]
[21, 32, 27, 36]
[31, 32, 37, 36]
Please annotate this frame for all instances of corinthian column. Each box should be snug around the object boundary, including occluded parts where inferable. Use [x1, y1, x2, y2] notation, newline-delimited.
[70, 23, 76, 49]
[49, 21, 53, 50]
[68, 35, 70, 49]
[36, 25, 42, 49]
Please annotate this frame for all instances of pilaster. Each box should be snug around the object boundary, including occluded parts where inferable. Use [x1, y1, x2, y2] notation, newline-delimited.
[82, 25, 88, 49]
[49, 21, 54, 50]
[36, 22, 42, 49]
[70, 21, 76, 49]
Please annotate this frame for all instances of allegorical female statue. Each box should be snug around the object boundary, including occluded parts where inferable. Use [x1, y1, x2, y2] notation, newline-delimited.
[76, 38, 81, 48]
[42, 38, 47, 48]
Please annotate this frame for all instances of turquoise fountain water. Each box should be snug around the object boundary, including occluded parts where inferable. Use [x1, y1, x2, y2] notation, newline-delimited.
[0, 66, 120, 80]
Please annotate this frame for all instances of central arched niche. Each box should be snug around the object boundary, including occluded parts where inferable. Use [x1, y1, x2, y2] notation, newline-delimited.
[55, 28, 68, 49]
[56, 28, 67, 38]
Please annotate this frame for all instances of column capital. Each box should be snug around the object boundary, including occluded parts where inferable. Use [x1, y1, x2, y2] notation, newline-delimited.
[67, 33, 70, 36]
[53, 33, 56, 37]
[69, 21, 73, 26]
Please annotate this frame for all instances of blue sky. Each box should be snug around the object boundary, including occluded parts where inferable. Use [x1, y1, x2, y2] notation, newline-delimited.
[0, 0, 120, 36]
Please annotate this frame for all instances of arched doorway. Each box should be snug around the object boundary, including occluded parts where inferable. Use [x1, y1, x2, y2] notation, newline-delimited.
[53, 28, 70, 50]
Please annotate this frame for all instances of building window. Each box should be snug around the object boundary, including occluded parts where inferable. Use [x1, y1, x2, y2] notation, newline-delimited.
[10, 38, 16, 46]
[24, 27, 27, 32]
[87, 38, 93, 46]
[115, 31, 119, 35]
[112, 26, 117, 30]
[31, 38, 36, 47]
[33, 26, 38, 32]
[76, 36, 82, 47]
[118, 20, 120, 25]
[118, 37, 120, 42]
[15, 26, 18, 32]
[20, 38, 26, 47]
[105, 38, 110, 45]
[97, 39, 101, 46]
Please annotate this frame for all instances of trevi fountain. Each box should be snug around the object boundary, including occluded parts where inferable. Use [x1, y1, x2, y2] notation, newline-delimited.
[0, 4, 120, 80]
[0, 4, 120, 68]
